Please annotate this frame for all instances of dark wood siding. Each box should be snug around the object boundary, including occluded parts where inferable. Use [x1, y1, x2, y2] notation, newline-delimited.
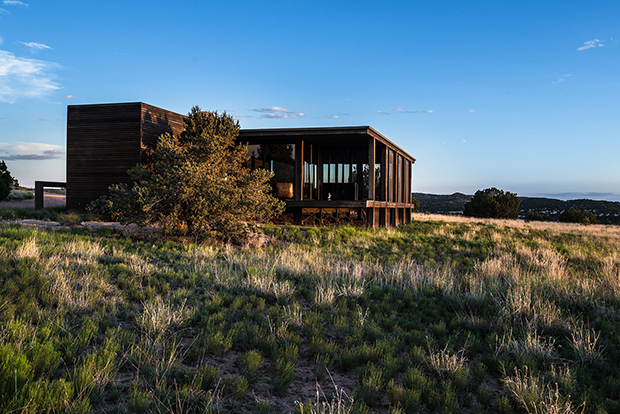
[140, 103, 186, 160]
[66, 103, 185, 211]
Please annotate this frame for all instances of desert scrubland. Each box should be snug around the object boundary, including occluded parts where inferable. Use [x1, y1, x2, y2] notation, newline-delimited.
[1, 213, 619, 413]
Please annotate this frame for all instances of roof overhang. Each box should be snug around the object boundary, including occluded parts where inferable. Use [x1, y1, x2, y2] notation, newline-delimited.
[239, 126, 416, 163]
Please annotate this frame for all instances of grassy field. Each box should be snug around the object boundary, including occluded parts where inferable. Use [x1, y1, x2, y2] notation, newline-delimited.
[1, 213, 620, 413]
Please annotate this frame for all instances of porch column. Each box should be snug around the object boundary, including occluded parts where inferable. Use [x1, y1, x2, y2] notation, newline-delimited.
[294, 141, 304, 201]
[368, 137, 375, 200]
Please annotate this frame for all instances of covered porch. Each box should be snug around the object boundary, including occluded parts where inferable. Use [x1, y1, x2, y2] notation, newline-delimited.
[238, 126, 416, 227]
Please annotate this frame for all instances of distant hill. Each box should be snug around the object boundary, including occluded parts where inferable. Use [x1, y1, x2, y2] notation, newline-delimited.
[413, 192, 620, 224]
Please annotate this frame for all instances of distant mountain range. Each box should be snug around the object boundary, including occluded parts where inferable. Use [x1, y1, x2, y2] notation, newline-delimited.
[413, 192, 620, 224]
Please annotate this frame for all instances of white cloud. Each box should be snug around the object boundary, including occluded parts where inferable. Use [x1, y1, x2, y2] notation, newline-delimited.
[0, 49, 60, 103]
[577, 39, 604, 51]
[63, 95, 76, 99]
[393, 107, 432, 113]
[469, 109, 475, 112]
[377, 111, 390, 115]
[0, 142, 64, 160]
[327, 115, 339, 119]
[20, 41, 52, 51]
[3, 0, 29, 6]
[0, 7, 8, 14]
[552, 74, 571, 84]
[253, 107, 304, 119]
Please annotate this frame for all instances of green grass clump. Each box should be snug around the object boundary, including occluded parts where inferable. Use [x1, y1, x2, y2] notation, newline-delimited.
[0, 207, 66, 221]
[6, 191, 34, 201]
[241, 349, 264, 383]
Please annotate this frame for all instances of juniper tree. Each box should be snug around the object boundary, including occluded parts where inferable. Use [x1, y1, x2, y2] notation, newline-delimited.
[95, 106, 284, 242]
[0, 160, 14, 201]
[463, 187, 520, 219]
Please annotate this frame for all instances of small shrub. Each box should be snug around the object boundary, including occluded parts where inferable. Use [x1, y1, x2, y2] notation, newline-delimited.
[559, 207, 598, 224]
[526, 211, 546, 221]
[253, 401, 275, 414]
[442, 386, 460, 414]
[404, 367, 431, 393]
[57, 213, 82, 226]
[272, 344, 298, 396]
[194, 365, 221, 391]
[497, 395, 513, 414]
[410, 345, 425, 365]
[272, 357, 296, 396]
[387, 380, 403, 407]
[241, 350, 264, 384]
[355, 363, 385, 407]
[400, 388, 421, 413]
[477, 384, 493, 407]
[129, 387, 151, 413]
[6, 191, 34, 201]
[234, 375, 249, 399]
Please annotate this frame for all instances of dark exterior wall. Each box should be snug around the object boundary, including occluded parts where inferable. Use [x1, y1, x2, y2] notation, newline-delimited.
[66, 103, 185, 211]
[140, 103, 186, 157]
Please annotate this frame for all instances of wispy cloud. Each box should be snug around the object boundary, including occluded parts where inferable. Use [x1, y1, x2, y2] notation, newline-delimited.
[3, 0, 29, 6]
[20, 41, 51, 51]
[394, 107, 415, 113]
[577, 39, 604, 51]
[0, 50, 60, 103]
[63, 95, 77, 99]
[0, 142, 64, 160]
[253, 107, 304, 119]
[393, 107, 433, 113]
[327, 115, 339, 119]
[469, 109, 475, 112]
[552, 74, 572, 84]
[0, 8, 8, 15]
[377, 111, 390, 115]
[537, 192, 620, 202]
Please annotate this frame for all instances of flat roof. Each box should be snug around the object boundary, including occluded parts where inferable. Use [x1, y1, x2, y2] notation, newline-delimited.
[239, 126, 416, 163]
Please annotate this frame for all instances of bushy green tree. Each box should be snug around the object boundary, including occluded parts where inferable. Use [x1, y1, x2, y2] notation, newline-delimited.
[92, 106, 285, 242]
[411, 197, 420, 211]
[0, 161, 14, 201]
[559, 207, 598, 224]
[463, 187, 520, 219]
[525, 211, 546, 222]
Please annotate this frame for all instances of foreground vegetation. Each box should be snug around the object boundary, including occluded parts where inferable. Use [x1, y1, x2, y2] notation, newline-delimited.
[1, 214, 620, 413]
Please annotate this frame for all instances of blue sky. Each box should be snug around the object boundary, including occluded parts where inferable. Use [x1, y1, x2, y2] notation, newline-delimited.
[1, 0, 619, 200]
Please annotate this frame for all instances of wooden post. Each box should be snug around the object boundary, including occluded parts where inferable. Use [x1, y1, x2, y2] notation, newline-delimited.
[35, 182, 44, 210]
[366, 207, 375, 228]
[294, 141, 304, 201]
[368, 137, 375, 200]
[382, 147, 388, 202]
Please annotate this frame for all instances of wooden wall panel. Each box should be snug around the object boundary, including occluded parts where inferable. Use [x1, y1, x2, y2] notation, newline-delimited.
[140, 103, 186, 158]
[67, 103, 186, 212]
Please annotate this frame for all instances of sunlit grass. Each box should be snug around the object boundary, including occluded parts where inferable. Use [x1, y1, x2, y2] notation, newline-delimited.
[2, 215, 620, 412]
